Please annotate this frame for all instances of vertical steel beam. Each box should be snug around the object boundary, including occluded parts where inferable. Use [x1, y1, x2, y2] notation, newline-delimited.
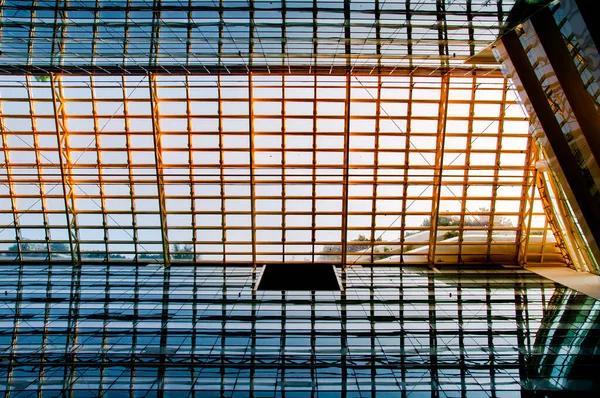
[531, 7, 600, 165]
[428, 73, 450, 267]
[502, 30, 600, 259]
[50, 73, 81, 398]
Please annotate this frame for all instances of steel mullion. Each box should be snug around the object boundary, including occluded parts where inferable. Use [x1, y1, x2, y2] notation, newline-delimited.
[427, 73, 450, 267]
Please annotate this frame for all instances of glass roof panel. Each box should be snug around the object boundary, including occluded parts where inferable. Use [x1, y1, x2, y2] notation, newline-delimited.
[0, 73, 563, 265]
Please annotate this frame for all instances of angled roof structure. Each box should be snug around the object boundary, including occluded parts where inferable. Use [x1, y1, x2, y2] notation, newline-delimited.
[1, 1, 600, 396]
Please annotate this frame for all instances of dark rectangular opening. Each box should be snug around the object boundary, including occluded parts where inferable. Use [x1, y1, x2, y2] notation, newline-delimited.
[256, 264, 343, 291]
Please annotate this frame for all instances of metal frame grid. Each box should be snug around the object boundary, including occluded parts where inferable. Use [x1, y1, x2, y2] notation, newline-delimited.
[0, 0, 515, 75]
[0, 73, 564, 266]
[1, 265, 598, 396]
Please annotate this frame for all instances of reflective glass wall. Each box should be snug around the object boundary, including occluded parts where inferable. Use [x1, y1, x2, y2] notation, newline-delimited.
[1, 265, 598, 395]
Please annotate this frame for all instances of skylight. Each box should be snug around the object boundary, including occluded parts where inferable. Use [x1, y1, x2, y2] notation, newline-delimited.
[0, 73, 561, 265]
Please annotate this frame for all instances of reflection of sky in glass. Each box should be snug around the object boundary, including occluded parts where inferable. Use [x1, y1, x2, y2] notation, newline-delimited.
[0, 74, 562, 264]
[1, 265, 598, 394]
[0, 0, 516, 73]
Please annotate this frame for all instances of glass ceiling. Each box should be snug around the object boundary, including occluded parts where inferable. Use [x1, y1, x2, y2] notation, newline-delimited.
[0, 73, 563, 265]
[0, 0, 515, 75]
[0, 0, 572, 267]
